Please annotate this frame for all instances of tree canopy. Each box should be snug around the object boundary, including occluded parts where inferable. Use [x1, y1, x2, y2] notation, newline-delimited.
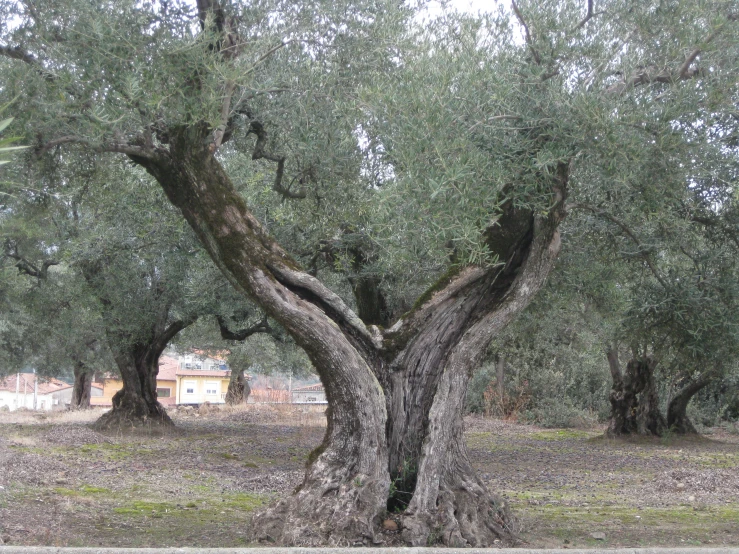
[1, 0, 738, 546]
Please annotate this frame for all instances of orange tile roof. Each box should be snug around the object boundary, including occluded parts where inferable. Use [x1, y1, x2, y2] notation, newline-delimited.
[157, 355, 179, 381]
[176, 369, 231, 378]
[0, 373, 72, 395]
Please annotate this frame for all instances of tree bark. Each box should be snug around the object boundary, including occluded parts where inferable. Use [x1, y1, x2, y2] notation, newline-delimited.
[128, 125, 568, 546]
[667, 371, 714, 434]
[226, 367, 251, 405]
[94, 343, 173, 429]
[69, 360, 92, 409]
[606, 354, 667, 437]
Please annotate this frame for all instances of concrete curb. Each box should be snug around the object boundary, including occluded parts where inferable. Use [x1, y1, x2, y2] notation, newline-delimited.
[0, 545, 739, 554]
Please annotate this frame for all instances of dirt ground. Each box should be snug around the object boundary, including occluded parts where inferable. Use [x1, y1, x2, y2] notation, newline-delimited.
[0, 405, 737, 548]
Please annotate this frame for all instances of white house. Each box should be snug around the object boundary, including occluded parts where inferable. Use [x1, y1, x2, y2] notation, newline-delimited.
[291, 383, 327, 404]
[0, 373, 73, 411]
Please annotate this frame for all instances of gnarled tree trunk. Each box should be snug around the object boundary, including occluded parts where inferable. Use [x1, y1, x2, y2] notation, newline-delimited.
[129, 124, 568, 546]
[607, 353, 667, 437]
[69, 360, 92, 409]
[226, 367, 251, 405]
[667, 371, 715, 434]
[94, 341, 174, 429]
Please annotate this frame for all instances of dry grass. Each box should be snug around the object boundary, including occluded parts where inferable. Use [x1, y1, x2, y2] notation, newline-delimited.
[0, 407, 737, 548]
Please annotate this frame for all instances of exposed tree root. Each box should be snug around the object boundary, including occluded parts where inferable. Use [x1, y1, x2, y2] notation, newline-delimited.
[92, 390, 172, 431]
[401, 472, 517, 546]
[251, 456, 388, 546]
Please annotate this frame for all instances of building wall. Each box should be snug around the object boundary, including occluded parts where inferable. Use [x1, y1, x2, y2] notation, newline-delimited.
[176, 376, 230, 405]
[292, 390, 327, 404]
[0, 390, 59, 411]
[102, 378, 123, 402]
[155, 379, 177, 401]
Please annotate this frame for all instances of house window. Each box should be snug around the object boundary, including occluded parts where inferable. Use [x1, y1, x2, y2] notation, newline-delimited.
[184, 380, 196, 395]
[205, 381, 219, 395]
[157, 388, 171, 398]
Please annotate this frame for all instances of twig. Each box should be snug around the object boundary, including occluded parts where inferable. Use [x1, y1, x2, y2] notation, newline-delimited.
[243, 40, 294, 76]
[573, 0, 604, 31]
[568, 203, 669, 289]
[511, 1, 541, 65]
[248, 121, 306, 199]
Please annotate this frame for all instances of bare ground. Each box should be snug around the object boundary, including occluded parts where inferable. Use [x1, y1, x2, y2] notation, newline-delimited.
[0, 405, 737, 548]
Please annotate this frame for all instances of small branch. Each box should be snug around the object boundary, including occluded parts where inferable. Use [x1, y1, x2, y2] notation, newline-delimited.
[212, 80, 236, 152]
[573, 0, 604, 31]
[568, 203, 669, 289]
[678, 25, 724, 79]
[248, 121, 307, 199]
[608, 19, 733, 94]
[689, 213, 739, 249]
[678, 48, 701, 80]
[511, 1, 541, 65]
[244, 40, 294, 76]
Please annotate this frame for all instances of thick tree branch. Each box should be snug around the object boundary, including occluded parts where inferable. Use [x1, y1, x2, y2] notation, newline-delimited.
[216, 314, 272, 340]
[0, 43, 55, 81]
[151, 315, 198, 360]
[568, 203, 669, 289]
[3, 239, 58, 280]
[266, 262, 381, 350]
[34, 135, 158, 160]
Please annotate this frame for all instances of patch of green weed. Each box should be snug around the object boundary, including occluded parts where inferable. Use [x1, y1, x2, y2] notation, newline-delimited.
[54, 484, 111, 496]
[530, 429, 596, 441]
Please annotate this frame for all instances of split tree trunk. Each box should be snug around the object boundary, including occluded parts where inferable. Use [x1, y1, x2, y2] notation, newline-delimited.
[226, 368, 251, 405]
[606, 352, 667, 437]
[69, 360, 92, 409]
[129, 124, 568, 546]
[667, 371, 715, 434]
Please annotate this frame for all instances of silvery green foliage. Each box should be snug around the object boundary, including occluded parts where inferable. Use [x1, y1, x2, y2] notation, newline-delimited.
[2, 0, 738, 382]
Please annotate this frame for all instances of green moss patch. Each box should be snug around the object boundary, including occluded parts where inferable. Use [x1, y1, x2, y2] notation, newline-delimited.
[54, 484, 111, 496]
[114, 501, 177, 516]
